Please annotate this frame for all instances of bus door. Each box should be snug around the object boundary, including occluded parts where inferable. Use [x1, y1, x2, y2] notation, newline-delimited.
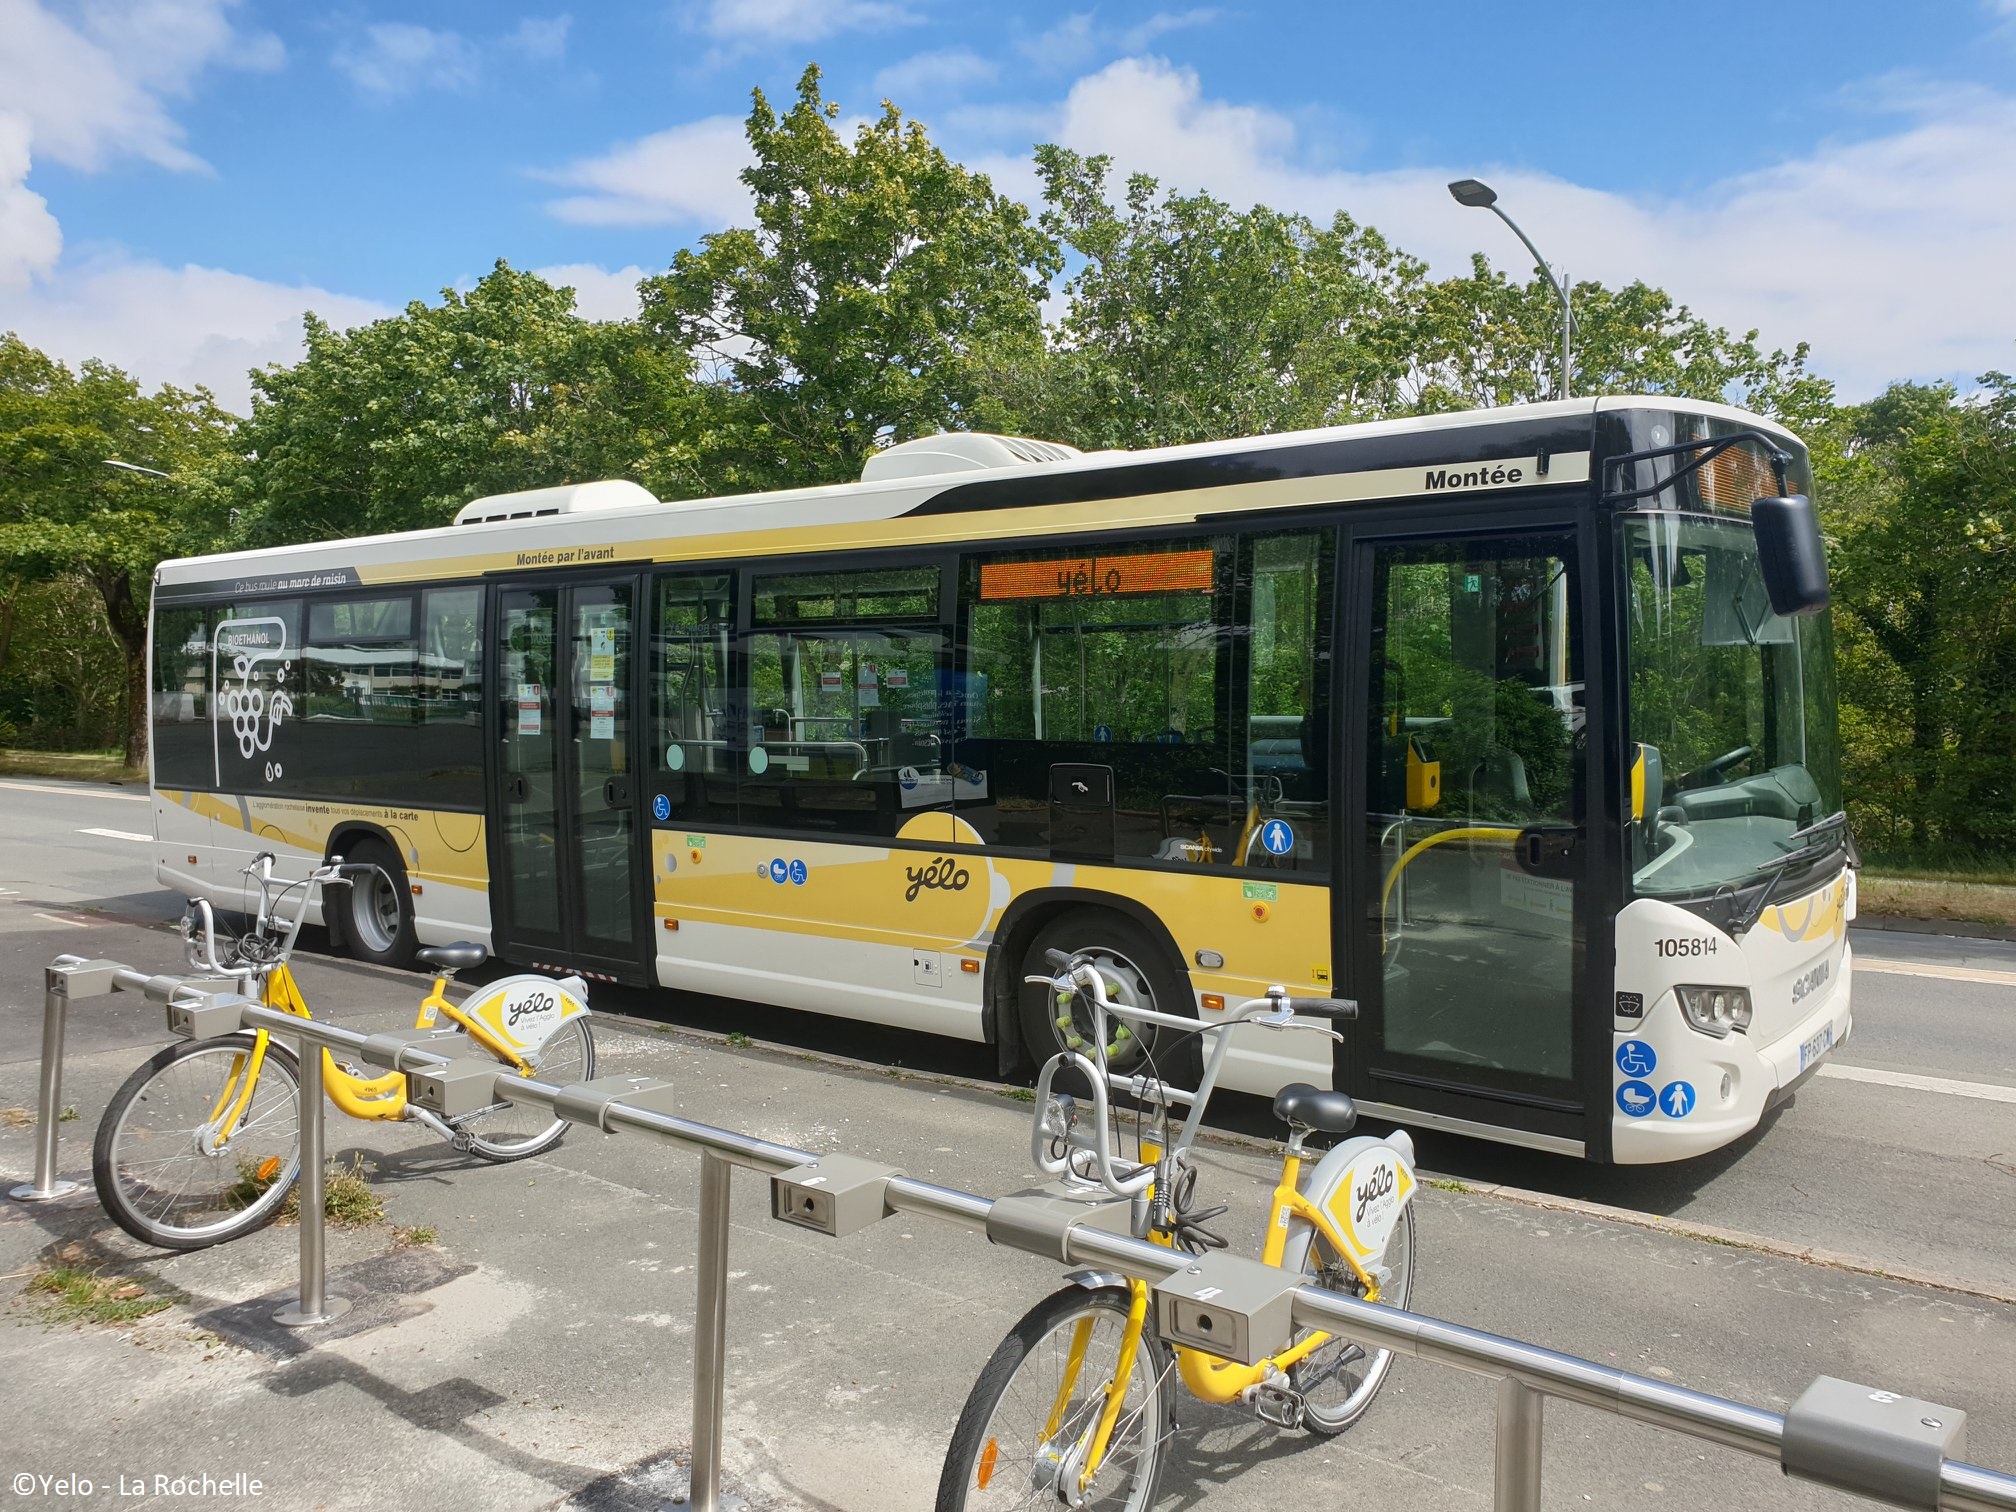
[490, 576, 649, 981]
[1339, 524, 1588, 1154]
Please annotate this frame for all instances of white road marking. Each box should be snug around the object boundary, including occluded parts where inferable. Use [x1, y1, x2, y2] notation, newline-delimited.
[31, 912, 88, 929]
[0, 778, 148, 802]
[1856, 958, 2016, 988]
[78, 826, 154, 843]
[1819, 1062, 2016, 1104]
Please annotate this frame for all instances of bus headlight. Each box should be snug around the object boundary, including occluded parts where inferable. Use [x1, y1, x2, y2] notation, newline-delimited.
[1676, 985, 1752, 1038]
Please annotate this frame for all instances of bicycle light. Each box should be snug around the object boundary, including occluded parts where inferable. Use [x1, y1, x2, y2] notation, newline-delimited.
[1676, 985, 1752, 1037]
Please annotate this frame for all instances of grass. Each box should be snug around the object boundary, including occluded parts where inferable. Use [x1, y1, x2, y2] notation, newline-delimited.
[1858, 874, 2016, 929]
[2, 1105, 79, 1128]
[997, 1086, 1038, 1102]
[226, 1153, 386, 1228]
[723, 1031, 751, 1048]
[26, 1265, 174, 1326]
[1426, 1177, 1472, 1194]
[0, 748, 142, 784]
[391, 1224, 438, 1248]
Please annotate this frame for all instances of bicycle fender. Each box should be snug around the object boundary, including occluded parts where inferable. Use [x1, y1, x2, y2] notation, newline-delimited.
[458, 974, 591, 1054]
[1061, 1268, 1134, 1293]
[1279, 1132, 1418, 1277]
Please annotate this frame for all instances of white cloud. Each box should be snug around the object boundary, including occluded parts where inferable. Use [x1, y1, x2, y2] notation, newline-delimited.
[333, 23, 480, 98]
[533, 263, 647, 322]
[0, 0, 281, 173]
[1017, 10, 1222, 72]
[970, 56, 2016, 397]
[685, 0, 917, 50]
[539, 116, 753, 227]
[1119, 8, 1223, 50]
[873, 47, 997, 101]
[0, 116, 64, 289]
[506, 15, 572, 62]
[0, 254, 390, 412]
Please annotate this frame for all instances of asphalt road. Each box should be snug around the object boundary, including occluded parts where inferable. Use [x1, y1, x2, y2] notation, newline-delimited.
[5, 774, 2013, 1303]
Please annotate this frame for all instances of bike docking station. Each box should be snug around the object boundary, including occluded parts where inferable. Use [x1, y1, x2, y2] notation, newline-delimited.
[14, 948, 2016, 1512]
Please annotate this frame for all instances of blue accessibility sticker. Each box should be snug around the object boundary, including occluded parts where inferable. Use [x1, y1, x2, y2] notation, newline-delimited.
[1615, 1039, 1657, 1079]
[651, 793, 671, 822]
[769, 858, 788, 884]
[788, 858, 807, 886]
[1094, 724, 1113, 742]
[1616, 1080, 1657, 1118]
[1658, 1081, 1697, 1118]
[1261, 818, 1295, 856]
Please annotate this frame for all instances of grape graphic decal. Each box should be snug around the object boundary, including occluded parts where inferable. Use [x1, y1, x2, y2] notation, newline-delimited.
[212, 616, 295, 784]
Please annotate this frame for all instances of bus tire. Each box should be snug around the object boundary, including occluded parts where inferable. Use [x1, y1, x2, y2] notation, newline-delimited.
[1017, 911, 1201, 1088]
[338, 836, 417, 969]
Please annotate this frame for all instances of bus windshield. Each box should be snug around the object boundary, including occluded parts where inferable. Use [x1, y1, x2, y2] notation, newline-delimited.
[1621, 512, 1844, 902]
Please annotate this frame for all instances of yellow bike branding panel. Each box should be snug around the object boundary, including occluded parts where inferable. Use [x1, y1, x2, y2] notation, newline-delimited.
[1325, 1144, 1416, 1262]
[460, 974, 590, 1054]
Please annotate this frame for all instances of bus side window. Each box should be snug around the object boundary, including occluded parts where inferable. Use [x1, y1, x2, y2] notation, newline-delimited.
[150, 605, 214, 790]
[650, 571, 736, 826]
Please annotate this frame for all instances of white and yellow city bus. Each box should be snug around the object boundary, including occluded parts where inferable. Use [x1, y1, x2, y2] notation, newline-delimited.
[149, 396, 1855, 1163]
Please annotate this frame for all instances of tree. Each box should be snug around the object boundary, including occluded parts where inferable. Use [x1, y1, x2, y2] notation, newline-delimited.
[0, 334, 235, 766]
[971, 149, 1429, 449]
[233, 262, 701, 546]
[638, 65, 1061, 491]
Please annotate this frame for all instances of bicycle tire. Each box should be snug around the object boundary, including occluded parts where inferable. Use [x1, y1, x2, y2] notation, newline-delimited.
[936, 1284, 1173, 1512]
[93, 1033, 303, 1251]
[461, 1015, 595, 1163]
[1286, 1201, 1415, 1435]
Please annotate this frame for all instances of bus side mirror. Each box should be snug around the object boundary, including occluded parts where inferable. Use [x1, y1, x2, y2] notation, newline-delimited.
[1751, 494, 1829, 617]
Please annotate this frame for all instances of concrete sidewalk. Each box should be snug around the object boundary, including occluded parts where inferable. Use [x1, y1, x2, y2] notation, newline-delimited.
[3, 910, 2014, 1511]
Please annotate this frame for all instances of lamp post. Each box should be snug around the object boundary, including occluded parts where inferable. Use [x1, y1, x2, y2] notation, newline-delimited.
[102, 459, 171, 479]
[1447, 178, 1572, 401]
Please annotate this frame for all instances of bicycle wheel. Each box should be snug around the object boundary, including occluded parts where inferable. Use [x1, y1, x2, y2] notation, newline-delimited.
[93, 1034, 302, 1251]
[461, 1015, 595, 1162]
[937, 1284, 1173, 1512]
[1288, 1202, 1416, 1435]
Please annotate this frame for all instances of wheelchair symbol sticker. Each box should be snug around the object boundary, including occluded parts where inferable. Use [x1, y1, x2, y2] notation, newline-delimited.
[788, 859, 807, 886]
[1617, 1080, 1656, 1118]
[651, 793, 671, 822]
[1261, 819, 1295, 856]
[1659, 1081, 1696, 1118]
[1615, 1040, 1657, 1078]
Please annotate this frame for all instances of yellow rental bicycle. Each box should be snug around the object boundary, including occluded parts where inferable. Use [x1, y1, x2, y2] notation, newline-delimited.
[92, 854, 593, 1250]
[937, 952, 1417, 1509]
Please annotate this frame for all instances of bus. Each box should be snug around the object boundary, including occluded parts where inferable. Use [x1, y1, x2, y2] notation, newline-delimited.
[148, 396, 1855, 1164]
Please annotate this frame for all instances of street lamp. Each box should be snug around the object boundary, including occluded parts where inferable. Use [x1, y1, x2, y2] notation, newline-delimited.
[1447, 178, 1573, 401]
[102, 458, 171, 478]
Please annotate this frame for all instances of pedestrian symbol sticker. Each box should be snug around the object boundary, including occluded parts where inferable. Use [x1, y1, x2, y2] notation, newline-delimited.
[1615, 1040, 1656, 1078]
[1094, 724, 1113, 742]
[788, 859, 807, 886]
[769, 859, 788, 884]
[1261, 819, 1295, 856]
[1658, 1081, 1696, 1118]
[1616, 1080, 1656, 1118]
[652, 793, 671, 822]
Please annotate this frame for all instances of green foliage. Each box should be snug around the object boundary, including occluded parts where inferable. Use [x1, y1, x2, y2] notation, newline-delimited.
[232, 262, 701, 545]
[639, 64, 1060, 491]
[973, 149, 1427, 447]
[0, 574, 126, 748]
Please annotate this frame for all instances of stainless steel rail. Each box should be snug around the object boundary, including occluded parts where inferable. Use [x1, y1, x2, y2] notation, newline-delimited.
[16, 957, 2016, 1512]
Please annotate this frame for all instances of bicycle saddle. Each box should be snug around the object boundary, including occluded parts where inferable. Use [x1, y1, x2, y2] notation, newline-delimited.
[415, 942, 487, 972]
[1272, 1082, 1358, 1135]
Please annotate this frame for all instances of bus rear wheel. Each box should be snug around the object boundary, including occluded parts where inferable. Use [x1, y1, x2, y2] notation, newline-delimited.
[338, 836, 417, 969]
[1017, 912, 1200, 1087]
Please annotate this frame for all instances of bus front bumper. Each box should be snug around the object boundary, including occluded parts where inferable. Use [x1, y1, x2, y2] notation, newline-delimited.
[1611, 945, 1854, 1164]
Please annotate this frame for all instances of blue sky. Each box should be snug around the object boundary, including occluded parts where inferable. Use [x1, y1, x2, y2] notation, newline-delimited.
[4, 0, 2015, 411]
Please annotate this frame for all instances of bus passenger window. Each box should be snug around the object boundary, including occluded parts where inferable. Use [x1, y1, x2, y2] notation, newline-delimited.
[419, 587, 484, 809]
[1238, 531, 1333, 872]
[150, 606, 213, 790]
[955, 539, 1237, 862]
[738, 564, 946, 837]
[651, 572, 735, 825]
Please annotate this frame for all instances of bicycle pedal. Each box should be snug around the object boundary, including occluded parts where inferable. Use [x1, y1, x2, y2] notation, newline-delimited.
[1247, 1383, 1303, 1430]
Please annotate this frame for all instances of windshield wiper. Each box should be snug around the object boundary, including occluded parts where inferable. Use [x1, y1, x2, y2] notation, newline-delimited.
[1782, 810, 1849, 847]
[1725, 823, 1853, 933]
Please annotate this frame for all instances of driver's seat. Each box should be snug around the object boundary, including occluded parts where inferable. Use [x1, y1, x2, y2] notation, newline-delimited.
[1272, 1082, 1358, 1135]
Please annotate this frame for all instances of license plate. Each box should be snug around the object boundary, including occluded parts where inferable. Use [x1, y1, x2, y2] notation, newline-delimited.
[1799, 1023, 1834, 1072]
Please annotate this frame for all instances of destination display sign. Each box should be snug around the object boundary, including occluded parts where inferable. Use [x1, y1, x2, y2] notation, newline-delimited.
[980, 548, 1214, 601]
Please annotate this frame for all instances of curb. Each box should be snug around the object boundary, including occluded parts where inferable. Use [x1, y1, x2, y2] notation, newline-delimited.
[1435, 1178, 2016, 1308]
[1854, 914, 2016, 943]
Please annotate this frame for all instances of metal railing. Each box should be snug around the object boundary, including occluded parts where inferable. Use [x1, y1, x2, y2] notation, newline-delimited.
[14, 953, 2016, 1512]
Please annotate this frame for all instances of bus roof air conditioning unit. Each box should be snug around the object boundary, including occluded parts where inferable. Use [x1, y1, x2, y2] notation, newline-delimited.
[860, 432, 1082, 483]
[454, 478, 659, 526]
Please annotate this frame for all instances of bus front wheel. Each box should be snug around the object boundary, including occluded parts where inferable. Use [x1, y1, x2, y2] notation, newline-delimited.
[338, 836, 417, 969]
[1017, 912, 1200, 1087]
